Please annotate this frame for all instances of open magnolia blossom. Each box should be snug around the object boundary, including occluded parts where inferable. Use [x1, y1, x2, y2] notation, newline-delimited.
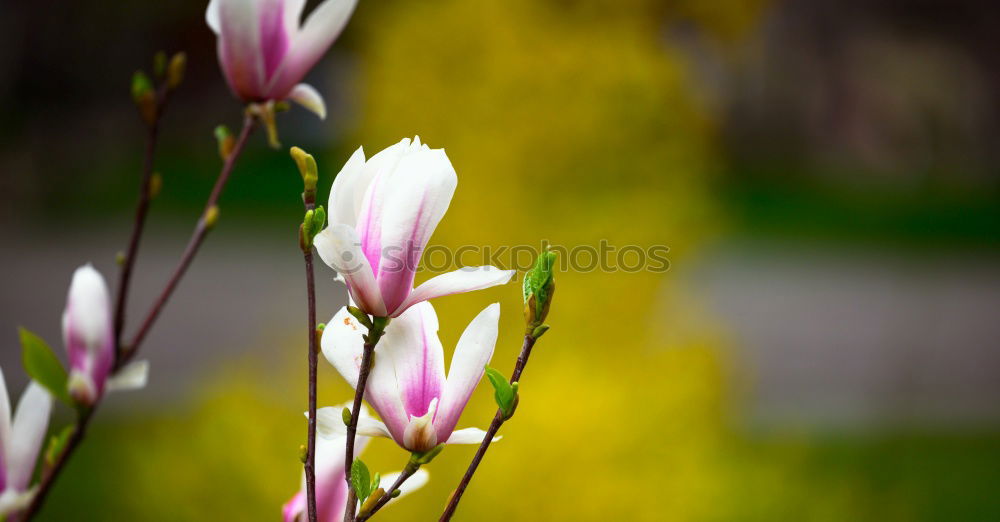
[321, 302, 501, 452]
[0, 367, 53, 516]
[63, 265, 149, 406]
[206, 0, 358, 118]
[314, 137, 514, 318]
[283, 402, 428, 522]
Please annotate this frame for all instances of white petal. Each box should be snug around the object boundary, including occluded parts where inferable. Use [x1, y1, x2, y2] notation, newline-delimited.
[435, 304, 500, 440]
[313, 224, 386, 316]
[327, 146, 369, 229]
[322, 308, 407, 439]
[266, 0, 358, 97]
[379, 468, 429, 501]
[444, 427, 501, 445]
[7, 383, 52, 491]
[288, 83, 326, 119]
[63, 264, 112, 354]
[375, 148, 458, 315]
[402, 398, 438, 452]
[314, 406, 391, 440]
[216, 0, 266, 98]
[0, 488, 36, 518]
[397, 267, 514, 316]
[0, 366, 12, 460]
[382, 302, 446, 420]
[106, 360, 149, 392]
[206, 0, 222, 34]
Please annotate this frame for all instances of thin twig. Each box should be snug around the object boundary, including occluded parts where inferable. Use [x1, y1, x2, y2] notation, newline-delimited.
[439, 334, 538, 522]
[119, 112, 257, 368]
[302, 199, 319, 522]
[343, 317, 388, 522]
[19, 112, 258, 521]
[113, 85, 172, 358]
[356, 464, 417, 521]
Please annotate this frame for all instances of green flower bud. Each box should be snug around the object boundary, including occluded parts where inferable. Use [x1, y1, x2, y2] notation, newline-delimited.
[167, 52, 186, 90]
[523, 250, 557, 331]
[130, 70, 156, 125]
[290, 146, 319, 205]
[214, 125, 235, 160]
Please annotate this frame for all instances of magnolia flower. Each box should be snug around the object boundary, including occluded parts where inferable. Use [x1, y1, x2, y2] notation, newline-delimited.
[321, 302, 500, 452]
[205, 0, 357, 118]
[0, 367, 53, 516]
[314, 137, 514, 318]
[283, 403, 428, 522]
[62, 265, 148, 406]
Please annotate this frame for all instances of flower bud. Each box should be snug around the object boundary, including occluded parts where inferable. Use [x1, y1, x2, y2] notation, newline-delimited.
[290, 146, 318, 205]
[166, 52, 186, 90]
[523, 250, 557, 330]
[214, 125, 235, 160]
[131, 70, 156, 125]
[204, 205, 220, 229]
[61, 265, 114, 406]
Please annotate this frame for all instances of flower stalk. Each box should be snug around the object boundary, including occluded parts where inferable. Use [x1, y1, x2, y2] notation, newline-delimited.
[438, 251, 557, 521]
[342, 315, 389, 522]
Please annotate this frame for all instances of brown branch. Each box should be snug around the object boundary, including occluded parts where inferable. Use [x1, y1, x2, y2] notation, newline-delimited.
[302, 200, 319, 522]
[113, 84, 171, 357]
[19, 112, 258, 521]
[438, 334, 538, 522]
[119, 112, 257, 368]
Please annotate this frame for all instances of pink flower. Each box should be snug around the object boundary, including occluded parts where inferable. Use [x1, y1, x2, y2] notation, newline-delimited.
[313, 137, 514, 317]
[0, 368, 53, 516]
[62, 265, 148, 406]
[321, 302, 500, 452]
[282, 403, 428, 522]
[205, 0, 357, 118]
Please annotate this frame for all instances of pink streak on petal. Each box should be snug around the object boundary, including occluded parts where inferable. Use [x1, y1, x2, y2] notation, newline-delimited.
[257, 0, 291, 79]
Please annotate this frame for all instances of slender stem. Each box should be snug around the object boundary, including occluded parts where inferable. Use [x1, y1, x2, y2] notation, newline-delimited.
[113, 85, 172, 357]
[439, 334, 538, 522]
[19, 112, 258, 521]
[18, 408, 93, 521]
[343, 318, 388, 522]
[119, 112, 257, 368]
[302, 200, 319, 522]
[356, 464, 417, 522]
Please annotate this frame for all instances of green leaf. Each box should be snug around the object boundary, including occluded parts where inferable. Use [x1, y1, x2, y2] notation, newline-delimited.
[45, 425, 76, 467]
[484, 366, 515, 418]
[351, 458, 372, 503]
[19, 328, 71, 404]
[371, 472, 381, 494]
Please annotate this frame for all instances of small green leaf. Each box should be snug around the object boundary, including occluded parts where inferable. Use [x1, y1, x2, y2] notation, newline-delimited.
[45, 425, 75, 467]
[484, 366, 515, 418]
[371, 472, 381, 494]
[19, 328, 71, 404]
[351, 458, 372, 503]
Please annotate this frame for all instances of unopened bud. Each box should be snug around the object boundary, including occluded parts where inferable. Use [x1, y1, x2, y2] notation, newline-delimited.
[115, 251, 126, 266]
[166, 52, 186, 90]
[299, 444, 307, 463]
[290, 146, 318, 205]
[358, 488, 385, 516]
[148, 172, 163, 199]
[342, 407, 352, 426]
[214, 125, 235, 160]
[523, 250, 557, 331]
[131, 71, 156, 125]
[204, 205, 220, 229]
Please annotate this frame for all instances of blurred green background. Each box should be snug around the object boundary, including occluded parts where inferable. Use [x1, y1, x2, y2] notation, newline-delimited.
[2, 0, 999, 520]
